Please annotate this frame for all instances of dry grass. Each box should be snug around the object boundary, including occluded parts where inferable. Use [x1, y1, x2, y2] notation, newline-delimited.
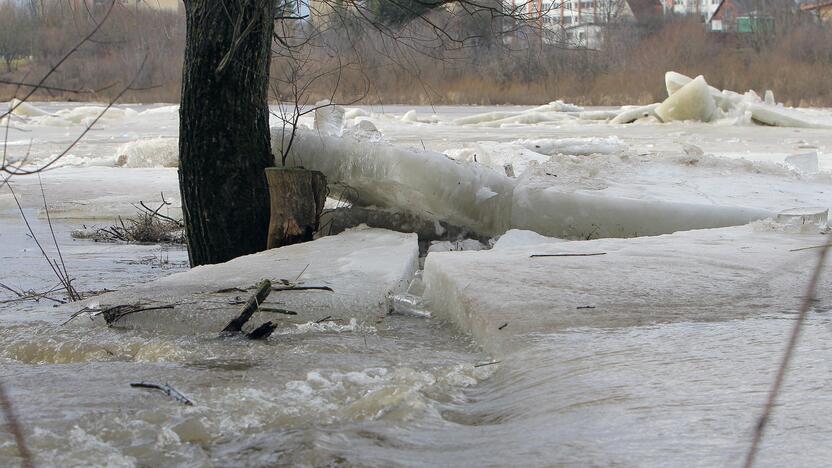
[2, 7, 831, 106]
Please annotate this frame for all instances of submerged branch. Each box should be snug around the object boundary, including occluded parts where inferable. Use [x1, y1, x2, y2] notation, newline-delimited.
[130, 382, 193, 406]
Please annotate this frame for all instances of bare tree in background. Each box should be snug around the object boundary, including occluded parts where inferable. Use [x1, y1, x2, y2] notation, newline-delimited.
[0, 4, 33, 72]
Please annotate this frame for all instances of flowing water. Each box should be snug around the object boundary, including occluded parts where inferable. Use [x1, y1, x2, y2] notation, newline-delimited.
[2, 103, 832, 466]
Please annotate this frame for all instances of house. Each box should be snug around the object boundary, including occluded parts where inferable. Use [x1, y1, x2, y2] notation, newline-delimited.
[663, 0, 721, 18]
[800, 0, 832, 22]
[512, 0, 662, 49]
[708, 0, 775, 32]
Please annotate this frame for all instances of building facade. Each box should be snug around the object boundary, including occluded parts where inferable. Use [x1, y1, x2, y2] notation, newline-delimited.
[511, 0, 661, 48]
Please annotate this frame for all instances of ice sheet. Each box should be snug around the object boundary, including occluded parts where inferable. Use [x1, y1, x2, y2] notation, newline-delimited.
[423, 223, 832, 356]
[64, 226, 419, 334]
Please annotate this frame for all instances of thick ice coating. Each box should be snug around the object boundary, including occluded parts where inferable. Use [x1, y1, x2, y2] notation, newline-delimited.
[423, 224, 832, 357]
[273, 125, 773, 239]
[64, 227, 419, 334]
[273, 127, 516, 236]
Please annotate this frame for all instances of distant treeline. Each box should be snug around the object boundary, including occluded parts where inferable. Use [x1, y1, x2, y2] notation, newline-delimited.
[1, 2, 831, 107]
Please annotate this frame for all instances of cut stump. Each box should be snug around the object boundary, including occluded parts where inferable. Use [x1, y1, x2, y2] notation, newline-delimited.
[265, 167, 327, 249]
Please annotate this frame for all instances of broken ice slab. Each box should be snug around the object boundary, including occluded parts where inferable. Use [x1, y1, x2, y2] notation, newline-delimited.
[775, 207, 829, 227]
[63, 227, 419, 334]
[784, 151, 820, 175]
[748, 103, 832, 129]
[610, 103, 660, 124]
[423, 224, 832, 357]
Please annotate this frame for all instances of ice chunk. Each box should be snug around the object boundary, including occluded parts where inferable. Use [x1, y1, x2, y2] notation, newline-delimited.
[351, 119, 380, 134]
[423, 225, 832, 356]
[427, 239, 487, 253]
[578, 109, 620, 121]
[764, 90, 776, 105]
[527, 100, 583, 113]
[115, 137, 179, 168]
[492, 229, 566, 250]
[8, 98, 51, 117]
[748, 103, 832, 129]
[664, 71, 724, 105]
[445, 142, 549, 176]
[313, 101, 345, 136]
[655, 76, 716, 123]
[516, 137, 627, 156]
[390, 293, 431, 318]
[401, 110, 418, 122]
[784, 151, 819, 175]
[64, 227, 419, 334]
[664, 71, 691, 96]
[399, 109, 440, 124]
[610, 103, 660, 124]
[343, 108, 370, 120]
[775, 207, 828, 227]
[453, 100, 580, 127]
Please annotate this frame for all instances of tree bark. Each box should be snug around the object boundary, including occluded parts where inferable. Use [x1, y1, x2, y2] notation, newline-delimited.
[265, 168, 327, 249]
[179, 0, 276, 266]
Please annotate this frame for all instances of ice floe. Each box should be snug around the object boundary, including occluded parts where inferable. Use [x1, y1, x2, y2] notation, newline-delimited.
[63, 227, 419, 334]
[423, 222, 832, 356]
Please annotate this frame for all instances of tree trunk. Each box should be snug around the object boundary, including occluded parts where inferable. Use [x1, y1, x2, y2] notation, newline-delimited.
[265, 168, 327, 249]
[179, 0, 276, 266]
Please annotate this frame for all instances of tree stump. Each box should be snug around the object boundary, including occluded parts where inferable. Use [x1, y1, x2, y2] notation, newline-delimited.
[265, 167, 327, 249]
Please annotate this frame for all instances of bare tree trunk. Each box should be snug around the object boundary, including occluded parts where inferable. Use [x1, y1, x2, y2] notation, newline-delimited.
[179, 0, 275, 266]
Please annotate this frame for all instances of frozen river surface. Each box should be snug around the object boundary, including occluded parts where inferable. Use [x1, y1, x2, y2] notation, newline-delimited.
[1, 102, 832, 466]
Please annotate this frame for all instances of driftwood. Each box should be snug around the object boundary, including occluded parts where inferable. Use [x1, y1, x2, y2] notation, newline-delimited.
[271, 285, 333, 292]
[222, 279, 272, 334]
[130, 382, 193, 406]
[530, 252, 607, 258]
[265, 167, 327, 249]
[259, 307, 298, 315]
[246, 321, 277, 340]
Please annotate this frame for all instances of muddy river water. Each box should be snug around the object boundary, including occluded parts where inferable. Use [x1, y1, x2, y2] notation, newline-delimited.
[2, 103, 832, 466]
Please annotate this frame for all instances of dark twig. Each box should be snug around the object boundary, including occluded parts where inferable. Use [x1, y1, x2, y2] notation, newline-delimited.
[130, 382, 193, 406]
[246, 321, 277, 340]
[222, 279, 272, 334]
[102, 304, 175, 326]
[530, 253, 607, 258]
[39, 174, 79, 301]
[744, 242, 832, 468]
[272, 285, 334, 292]
[259, 307, 298, 316]
[474, 360, 501, 368]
